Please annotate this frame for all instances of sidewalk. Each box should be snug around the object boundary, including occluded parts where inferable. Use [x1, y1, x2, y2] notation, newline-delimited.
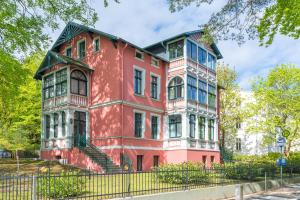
[230, 183, 300, 200]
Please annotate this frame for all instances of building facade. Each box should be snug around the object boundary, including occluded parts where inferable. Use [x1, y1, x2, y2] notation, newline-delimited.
[35, 22, 223, 172]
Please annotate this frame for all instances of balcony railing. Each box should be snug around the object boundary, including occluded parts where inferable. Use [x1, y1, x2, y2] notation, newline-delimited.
[43, 94, 88, 109]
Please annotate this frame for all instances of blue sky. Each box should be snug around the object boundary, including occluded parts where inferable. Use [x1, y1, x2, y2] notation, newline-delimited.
[50, 0, 300, 90]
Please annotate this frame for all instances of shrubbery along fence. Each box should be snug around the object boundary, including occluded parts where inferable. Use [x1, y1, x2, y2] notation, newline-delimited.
[0, 162, 299, 200]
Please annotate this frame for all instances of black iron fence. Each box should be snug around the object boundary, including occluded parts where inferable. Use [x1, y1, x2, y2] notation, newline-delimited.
[0, 164, 299, 200]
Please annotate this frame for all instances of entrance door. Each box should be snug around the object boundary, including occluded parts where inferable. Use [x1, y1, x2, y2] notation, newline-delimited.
[74, 111, 86, 147]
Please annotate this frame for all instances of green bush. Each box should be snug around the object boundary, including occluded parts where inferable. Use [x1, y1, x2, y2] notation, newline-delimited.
[38, 171, 85, 198]
[154, 162, 208, 184]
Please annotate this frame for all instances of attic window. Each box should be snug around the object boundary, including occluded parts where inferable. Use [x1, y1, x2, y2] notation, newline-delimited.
[93, 37, 100, 52]
[77, 39, 86, 59]
[65, 46, 72, 57]
[151, 57, 159, 67]
[135, 50, 144, 61]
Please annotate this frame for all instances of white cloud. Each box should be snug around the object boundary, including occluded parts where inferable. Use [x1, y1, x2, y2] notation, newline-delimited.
[49, 0, 300, 91]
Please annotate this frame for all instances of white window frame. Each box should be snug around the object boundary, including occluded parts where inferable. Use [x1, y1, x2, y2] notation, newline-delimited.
[151, 57, 159, 68]
[150, 113, 161, 140]
[133, 110, 146, 138]
[135, 49, 144, 61]
[93, 36, 100, 52]
[77, 38, 86, 59]
[133, 65, 146, 96]
[150, 72, 161, 100]
[65, 46, 72, 57]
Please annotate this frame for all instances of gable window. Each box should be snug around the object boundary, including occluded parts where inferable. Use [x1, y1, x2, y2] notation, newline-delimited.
[189, 114, 196, 138]
[187, 40, 197, 61]
[208, 119, 214, 141]
[151, 115, 159, 139]
[208, 84, 216, 108]
[45, 115, 51, 139]
[151, 57, 159, 67]
[93, 37, 100, 52]
[198, 47, 207, 65]
[71, 70, 87, 96]
[134, 68, 145, 95]
[134, 112, 144, 138]
[55, 69, 67, 96]
[53, 113, 59, 138]
[65, 46, 72, 57]
[187, 75, 197, 101]
[151, 75, 159, 99]
[77, 40, 86, 59]
[199, 117, 206, 140]
[61, 111, 66, 137]
[153, 156, 159, 167]
[236, 138, 242, 151]
[198, 80, 207, 104]
[169, 115, 182, 138]
[137, 155, 143, 171]
[135, 50, 144, 60]
[168, 77, 184, 100]
[208, 53, 216, 70]
[43, 74, 54, 99]
[168, 40, 183, 60]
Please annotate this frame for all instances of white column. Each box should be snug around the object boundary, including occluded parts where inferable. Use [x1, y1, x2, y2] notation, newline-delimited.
[195, 115, 199, 140]
[205, 117, 209, 141]
[214, 118, 218, 142]
[181, 112, 188, 148]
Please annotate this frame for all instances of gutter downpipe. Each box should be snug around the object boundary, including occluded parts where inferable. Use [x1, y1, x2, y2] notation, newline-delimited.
[120, 41, 128, 167]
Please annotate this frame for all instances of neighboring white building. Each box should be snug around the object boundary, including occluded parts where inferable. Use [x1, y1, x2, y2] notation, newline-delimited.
[234, 91, 278, 155]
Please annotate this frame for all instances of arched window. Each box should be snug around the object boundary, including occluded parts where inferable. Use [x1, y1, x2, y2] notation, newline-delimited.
[168, 77, 184, 100]
[71, 70, 87, 96]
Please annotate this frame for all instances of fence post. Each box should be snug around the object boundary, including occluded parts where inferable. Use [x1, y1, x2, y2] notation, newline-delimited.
[186, 163, 189, 190]
[32, 175, 37, 200]
[265, 171, 267, 192]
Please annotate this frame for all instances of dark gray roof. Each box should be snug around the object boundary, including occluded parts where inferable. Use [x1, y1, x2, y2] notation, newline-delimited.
[34, 51, 93, 80]
[144, 30, 223, 59]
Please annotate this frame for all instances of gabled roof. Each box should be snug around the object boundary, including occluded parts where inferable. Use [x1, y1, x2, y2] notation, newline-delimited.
[34, 51, 93, 80]
[144, 30, 223, 59]
[51, 22, 169, 62]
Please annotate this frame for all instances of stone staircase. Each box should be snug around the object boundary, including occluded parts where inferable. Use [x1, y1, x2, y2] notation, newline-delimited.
[78, 143, 122, 173]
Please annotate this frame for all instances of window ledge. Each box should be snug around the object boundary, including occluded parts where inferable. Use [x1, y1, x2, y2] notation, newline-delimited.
[169, 56, 184, 62]
[134, 93, 146, 98]
[151, 97, 160, 102]
[168, 97, 184, 102]
[135, 57, 144, 62]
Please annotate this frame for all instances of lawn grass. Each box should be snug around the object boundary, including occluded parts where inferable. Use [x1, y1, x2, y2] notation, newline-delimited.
[0, 159, 82, 175]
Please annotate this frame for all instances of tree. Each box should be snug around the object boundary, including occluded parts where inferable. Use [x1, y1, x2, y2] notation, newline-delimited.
[1, 0, 119, 55]
[168, 0, 300, 46]
[217, 63, 243, 160]
[245, 64, 300, 155]
[0, 52, 43, 153]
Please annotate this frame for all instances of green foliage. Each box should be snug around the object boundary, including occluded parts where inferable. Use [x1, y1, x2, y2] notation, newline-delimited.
[0, 52, 43, 151]
[154, 162, 208, 184]
[168, 0, 299, 45]
[0, 0, 118, 55]
[246, 64, 300, 153]
[217, 63, 244, 152]
[38, 171, 85, 198]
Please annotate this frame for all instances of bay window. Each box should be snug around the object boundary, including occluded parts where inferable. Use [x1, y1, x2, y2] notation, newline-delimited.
[189, 114, 196, 138]
[187, 40, 197, 61]
[43, 74, 54, 99]
[169, 115, 182, 138]
[71, 70, 87, 96]
[208, 84, 216, 108]
[208, 53, 216, 70]
[198, 47, 207, 65]
[45, 115, 51, 139]
[187, 75, 197, 101]
[208, 119, 214, 141]
[198, 80, 207, 104]
[199, 117, 206, 140]
[168, 77, 184, 100]
[168, 40, 184, 60]
[53, 113, 59, 138]
[55, 69, 67, 96]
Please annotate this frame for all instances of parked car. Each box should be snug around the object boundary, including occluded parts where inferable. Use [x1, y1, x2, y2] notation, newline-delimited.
[0, 149, 12, 158]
